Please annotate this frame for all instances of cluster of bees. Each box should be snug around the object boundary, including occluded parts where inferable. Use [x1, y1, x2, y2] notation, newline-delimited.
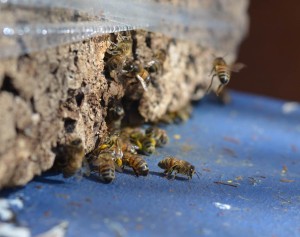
[59, 127, 197, 183]
[56, 32, 246, 184]
[105, 33, 166, 92]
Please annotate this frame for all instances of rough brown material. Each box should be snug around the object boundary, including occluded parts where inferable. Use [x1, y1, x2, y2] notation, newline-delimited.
[0, 0, 248, 188]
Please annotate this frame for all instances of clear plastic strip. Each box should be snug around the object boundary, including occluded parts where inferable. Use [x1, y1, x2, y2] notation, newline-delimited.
[0, 0, 248, 59]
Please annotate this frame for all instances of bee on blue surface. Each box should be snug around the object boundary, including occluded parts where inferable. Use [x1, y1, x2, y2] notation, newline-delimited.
[129, 128, 156, 155]
[60, 138, 87, 178]
[207, 57, 245, 95]
[122, 152, 149, 176]
[145, 127, 169, 147]
[158, 156, 199, 180]
[93, 152, 116, 183]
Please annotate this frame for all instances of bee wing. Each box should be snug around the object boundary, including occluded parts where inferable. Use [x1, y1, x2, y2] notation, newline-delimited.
[136, 74, 148, 91]
[114, 163, 123, 173]
[146, 60, 156, 68]
[230, 63, 246, 73]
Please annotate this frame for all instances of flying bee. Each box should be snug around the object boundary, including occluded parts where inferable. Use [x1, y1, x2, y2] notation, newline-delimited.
[60, 138, 86, 178]
[207, 57, 245, 95]
[92, 152, 116, 183]
[145, 127, 169, 147]
[158, 157, 199, 180]
[146, 49, 167, 74]
[123, 61, 151, 91]
[122, 152, 149, 176]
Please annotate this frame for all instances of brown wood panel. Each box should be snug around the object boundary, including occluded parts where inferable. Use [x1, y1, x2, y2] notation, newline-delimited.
[231, 0, 300, 101]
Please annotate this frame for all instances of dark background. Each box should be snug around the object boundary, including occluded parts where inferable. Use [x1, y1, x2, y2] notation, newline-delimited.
[231, 0, 300, 102]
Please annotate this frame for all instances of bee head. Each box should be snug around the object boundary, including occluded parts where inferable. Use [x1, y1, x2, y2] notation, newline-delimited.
[189, 165, 196, 179]
[125, 63, 140, 73]
[140, 164, 149, 176]
[157, 160, 165, 169]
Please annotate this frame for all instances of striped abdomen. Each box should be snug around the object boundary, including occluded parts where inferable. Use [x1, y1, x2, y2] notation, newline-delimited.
[158, 157, 195, 179]
[145, 127, 168, 147]
[215, 65, 230, 85]
[141, 137, 156, 155]
[123, 153, 149, 176]
[96, 153, 115, 183]
[158, 157, 179, 170]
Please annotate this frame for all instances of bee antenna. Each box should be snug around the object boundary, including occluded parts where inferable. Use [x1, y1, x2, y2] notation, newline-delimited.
[211, 53, 217, 58]
[222, 52, 229, 59]
[195, 171, 201, 179]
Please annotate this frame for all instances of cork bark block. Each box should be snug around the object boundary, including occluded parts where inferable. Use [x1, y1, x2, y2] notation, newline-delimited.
[0, 0, 248, 188]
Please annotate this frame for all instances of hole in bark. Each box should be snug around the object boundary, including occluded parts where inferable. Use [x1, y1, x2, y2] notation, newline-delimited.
[75, 91, 84, 107]
[64, 118, 77, 133]
[1, 74, 19, 96]
[30, 96, 37, 113]
[145, 32, 152, 48]
[131, 31, 138, 60]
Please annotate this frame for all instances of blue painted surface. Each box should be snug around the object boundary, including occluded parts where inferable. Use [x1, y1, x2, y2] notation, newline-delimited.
[1, 91, 300, 237]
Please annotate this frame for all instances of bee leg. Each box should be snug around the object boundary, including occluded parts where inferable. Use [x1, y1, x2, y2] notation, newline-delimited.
[167, 168, 177, 180]
[209, 67, 215, 76]
[171, 170, 178, 180]
[133, 168, 140, 177]
[206, 74, 217, 94]
[216, 84, 224, 96]
[163, 170, 169, 178]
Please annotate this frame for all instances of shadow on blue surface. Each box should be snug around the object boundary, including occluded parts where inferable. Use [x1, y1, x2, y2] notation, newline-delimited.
[1, 91, 300, 237]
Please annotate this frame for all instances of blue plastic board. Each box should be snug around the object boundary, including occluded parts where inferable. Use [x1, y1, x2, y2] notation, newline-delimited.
[1, 91, 300, 237]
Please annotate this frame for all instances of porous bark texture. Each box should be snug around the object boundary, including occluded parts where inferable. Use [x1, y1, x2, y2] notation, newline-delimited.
[0, 0, 248, 188]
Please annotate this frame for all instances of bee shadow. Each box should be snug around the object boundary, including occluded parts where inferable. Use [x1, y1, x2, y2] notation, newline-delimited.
[120, 168, 139, 177]
[84, 173, 115, 184]
[148, 171, 189, 182]
[33, 175, 65, 185]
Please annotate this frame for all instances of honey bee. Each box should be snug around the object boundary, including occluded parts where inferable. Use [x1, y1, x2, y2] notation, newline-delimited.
[158, 157, 198, 180]
[107, 34, 132, 56]
[139, 136, 156, 155]
[207, 57, 245, 95]
[94, 134, 123, 158]
[93, 133, 124, 170]
[92, 152, 116, 183]
[124, 61, 151, 91]
[130, 132, 156, 155]
[61, 138, 85, 178]
[106, 103, 125, 133]
[145, 127, 168, 147]
[119, 130, 139, 154]
[122, 152, 149, 176]
[106, 34, 133, 73]
[146, 49, 167, 74]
